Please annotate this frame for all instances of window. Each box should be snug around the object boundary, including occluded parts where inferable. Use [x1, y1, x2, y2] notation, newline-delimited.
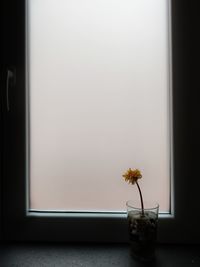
[28, 0, 170, 213]
[1, 0, 199, 243]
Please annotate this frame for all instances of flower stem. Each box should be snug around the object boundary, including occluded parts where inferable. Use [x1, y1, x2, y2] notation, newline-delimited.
[136, 181, 144, 216]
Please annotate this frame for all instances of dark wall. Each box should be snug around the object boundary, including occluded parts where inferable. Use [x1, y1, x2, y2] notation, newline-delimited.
[1, 0, 25, 241]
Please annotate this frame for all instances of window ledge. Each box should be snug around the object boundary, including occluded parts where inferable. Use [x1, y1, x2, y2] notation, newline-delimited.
[0, 243, 199, 267]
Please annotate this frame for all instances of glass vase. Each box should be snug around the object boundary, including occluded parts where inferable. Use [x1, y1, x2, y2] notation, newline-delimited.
[126, 200, 159, 262]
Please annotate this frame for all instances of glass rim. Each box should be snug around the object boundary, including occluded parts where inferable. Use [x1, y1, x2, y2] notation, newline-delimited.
[126, 200, 159, 210]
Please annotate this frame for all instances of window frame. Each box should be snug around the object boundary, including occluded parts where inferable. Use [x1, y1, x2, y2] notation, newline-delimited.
[1, 0, 199, 243]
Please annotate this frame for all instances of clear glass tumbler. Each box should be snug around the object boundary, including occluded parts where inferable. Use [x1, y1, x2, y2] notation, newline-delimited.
[126, 200, 159, 262]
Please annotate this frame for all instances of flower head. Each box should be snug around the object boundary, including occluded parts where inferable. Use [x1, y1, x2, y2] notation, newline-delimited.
[122, 168, 142, 185]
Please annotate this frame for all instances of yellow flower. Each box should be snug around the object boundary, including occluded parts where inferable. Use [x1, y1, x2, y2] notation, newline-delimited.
[122, 168, 142, 184]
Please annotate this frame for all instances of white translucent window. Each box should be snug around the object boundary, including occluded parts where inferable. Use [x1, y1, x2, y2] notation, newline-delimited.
[28, 0, 171, 212]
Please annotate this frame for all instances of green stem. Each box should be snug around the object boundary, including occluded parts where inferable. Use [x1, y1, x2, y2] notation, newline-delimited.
[136, 181, 144, 216]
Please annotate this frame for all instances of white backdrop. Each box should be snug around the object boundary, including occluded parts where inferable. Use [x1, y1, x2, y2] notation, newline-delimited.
[28, 0, 170, 212]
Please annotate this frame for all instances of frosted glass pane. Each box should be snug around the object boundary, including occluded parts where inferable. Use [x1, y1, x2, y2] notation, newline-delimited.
[28, 0, 171, 212]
